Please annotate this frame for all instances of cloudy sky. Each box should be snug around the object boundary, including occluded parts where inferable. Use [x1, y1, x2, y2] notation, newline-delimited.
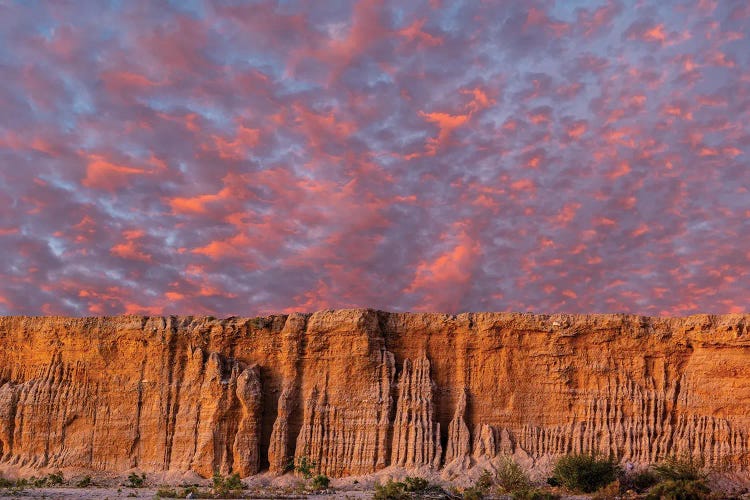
[0, 0, 748, 317]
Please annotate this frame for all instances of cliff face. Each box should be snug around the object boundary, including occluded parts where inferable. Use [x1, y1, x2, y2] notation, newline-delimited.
[0, 310, 749, 478]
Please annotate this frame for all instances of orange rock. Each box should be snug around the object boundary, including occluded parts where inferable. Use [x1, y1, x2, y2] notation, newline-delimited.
[0, 310, 749, 477]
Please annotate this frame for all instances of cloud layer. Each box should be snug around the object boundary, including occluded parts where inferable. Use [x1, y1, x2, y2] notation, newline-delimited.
[0, 0, 748, 316]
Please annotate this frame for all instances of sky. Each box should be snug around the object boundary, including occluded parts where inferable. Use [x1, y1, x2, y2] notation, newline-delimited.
[0, 0, 748, 317]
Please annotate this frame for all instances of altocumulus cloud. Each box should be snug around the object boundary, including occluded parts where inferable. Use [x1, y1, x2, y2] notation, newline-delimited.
[0, 0, 748, 316]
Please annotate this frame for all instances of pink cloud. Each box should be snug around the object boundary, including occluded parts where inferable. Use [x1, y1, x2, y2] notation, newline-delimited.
[0, 0, 746, 317]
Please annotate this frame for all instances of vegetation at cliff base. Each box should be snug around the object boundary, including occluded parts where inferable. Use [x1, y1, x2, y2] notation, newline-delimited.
[652, 456, 704, 482]
[550, 453, 620, 493]
[294, 455, 317, 479]
[75, 475, 93, 488]
[374, 477, 446, 499]
[645, 479, 712, 500]
[373, 479, 410, 500]
[311, 473, 330, 490]
[212, 472, 244, 497]
[126, 472, 146, 488]
[495, 455, 531, 493]
[512, 489, 561, 500]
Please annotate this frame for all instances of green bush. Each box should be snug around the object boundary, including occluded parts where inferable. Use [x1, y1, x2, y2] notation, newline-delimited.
[624, 469, 660, 492]
[403, 476, 428, 492]
[645, 479, 712, 500]
[462, 485, 485, 500]
[0, 475, 13, 488]
[47, 471, 64, 485]
[550, 453, 620, 493]
[311, 474, 330, 490]
[282, 456, 296, 473]
[76, 475, 92, 488]
[155, 488, 180, 498]
[512, 489, 561, 500]
[181, 486, 200, 497]
[496, 456, 531, 493]
[475, 470, 494, 491]
[653, 457, 704, 482]
[295, 455, 317, 479]
[591, 480, 621, 500]
[373, 479, 409, 500]
[30, 476, 47, 488]
[224, 473, 243, 490]
[126, 472, 146, 488]
[212, 472, 244, 496]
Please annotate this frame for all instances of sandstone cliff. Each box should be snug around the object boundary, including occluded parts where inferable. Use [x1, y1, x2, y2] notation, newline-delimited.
[0, 310, 749, 478]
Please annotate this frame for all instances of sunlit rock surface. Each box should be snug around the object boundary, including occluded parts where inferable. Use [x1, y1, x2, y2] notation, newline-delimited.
[0, 310, 749, 477]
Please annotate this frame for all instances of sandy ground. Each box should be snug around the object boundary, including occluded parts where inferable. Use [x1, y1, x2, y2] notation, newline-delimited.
[0, 467, 444, 499]
[1, 466, 748, 500]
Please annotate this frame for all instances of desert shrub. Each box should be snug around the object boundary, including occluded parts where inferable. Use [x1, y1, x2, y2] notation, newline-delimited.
[213, 472, 244, 497]
[512, 489, 561, 500]
[403, 476, 429, 492]
[550, 453, 620, 493]
[475, 469, 494, 491]
[46, 471, 64, 485]
[155, 488, 180, 498]
[224, 473, 243, 490]
[373, 479, 409, 500]
[126, 472, 146, 488]
[181, 486, 200, 497]
[623, 469, 660, 492]
[645, 479, 712, 500]
[295, 455, 317, 479]
[496, 456, 531, 493]
[653, 457, 704, 482]
[31, 476, 47, 488]
[0, 476, 27, 489]
[592, 480, 621, 500]
[76, 475, 92, 488]
[311, 474, 330, 490]
[462, 485, 485, 500]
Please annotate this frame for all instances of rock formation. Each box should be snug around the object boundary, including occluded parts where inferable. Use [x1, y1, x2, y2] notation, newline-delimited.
[444, 388, 471, 473]
[390, 357, 441, 469]
[0, 310, 749, 477]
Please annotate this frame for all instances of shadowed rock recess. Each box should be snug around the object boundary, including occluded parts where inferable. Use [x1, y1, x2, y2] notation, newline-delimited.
[0, 310, 749, 477]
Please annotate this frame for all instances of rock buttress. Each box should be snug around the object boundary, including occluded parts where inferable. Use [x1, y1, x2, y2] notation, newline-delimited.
[291, 311, 396, 476]
[390, 356, 442, 469]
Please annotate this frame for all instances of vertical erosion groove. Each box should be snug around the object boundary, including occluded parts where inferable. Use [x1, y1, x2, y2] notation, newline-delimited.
[267, 313, 308, 473]
[128, 358, 146, 467]
[162, 319, 179, 470]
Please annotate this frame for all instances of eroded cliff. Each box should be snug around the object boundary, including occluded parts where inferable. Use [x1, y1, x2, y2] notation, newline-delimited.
[0, 310, 749, 477]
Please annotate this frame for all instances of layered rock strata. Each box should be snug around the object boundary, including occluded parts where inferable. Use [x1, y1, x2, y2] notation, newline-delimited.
[0, 310, 749, 477]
